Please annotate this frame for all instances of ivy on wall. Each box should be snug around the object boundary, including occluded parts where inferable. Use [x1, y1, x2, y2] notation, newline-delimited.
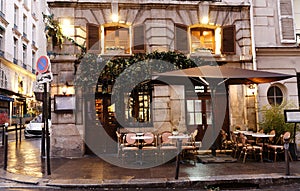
[75, 51, 211, 90]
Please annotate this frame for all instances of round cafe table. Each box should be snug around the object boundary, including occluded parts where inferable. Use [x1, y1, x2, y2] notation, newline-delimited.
[131, 135, 152, 165]
[168, 134, 190, 179]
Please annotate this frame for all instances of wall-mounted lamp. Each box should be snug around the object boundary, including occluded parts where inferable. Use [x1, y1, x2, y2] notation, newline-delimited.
[62, 82, 69, 95]
[247, 84, 256, 96]
[111, 2, 119, 22]
[199, 2, 210, 24]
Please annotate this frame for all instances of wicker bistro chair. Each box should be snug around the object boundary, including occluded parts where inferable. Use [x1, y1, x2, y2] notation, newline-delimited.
[220, 129, 233, 153]
[231, 131, 244, 158]
[267, 131, 293, 162]
[141, 132, 159, 162]
[239, 134, 263, 163]
[158, 131, 177, 162]
[120, 132, 139, 163]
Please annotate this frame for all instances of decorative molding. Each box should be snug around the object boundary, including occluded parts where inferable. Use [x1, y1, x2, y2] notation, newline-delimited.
[0, 14, 9, 27]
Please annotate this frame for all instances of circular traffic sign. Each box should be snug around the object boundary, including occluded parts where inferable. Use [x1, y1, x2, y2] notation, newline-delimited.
[36, 56, 50, 74]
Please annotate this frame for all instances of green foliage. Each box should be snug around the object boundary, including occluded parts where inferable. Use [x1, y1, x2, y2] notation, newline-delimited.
[43, 13, 86, 54]
[259, 102, 295, 141]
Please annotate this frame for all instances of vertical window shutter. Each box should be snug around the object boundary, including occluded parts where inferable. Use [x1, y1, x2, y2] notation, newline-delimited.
[221, 25, 235, 54]
[132, 24, 145, 53]
[87, 24, 100, 51]
[278, 0, 296, 43]
[175, 24, 188, 53]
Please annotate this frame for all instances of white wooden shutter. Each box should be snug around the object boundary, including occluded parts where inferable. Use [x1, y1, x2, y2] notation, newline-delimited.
[278, 0, 296, 43]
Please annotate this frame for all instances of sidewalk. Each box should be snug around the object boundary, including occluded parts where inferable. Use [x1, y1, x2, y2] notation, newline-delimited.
[1, 152, 300, 190]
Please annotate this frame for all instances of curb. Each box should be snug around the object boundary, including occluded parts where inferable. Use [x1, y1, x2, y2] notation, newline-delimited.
[45, 173, 300, 189]
[0, 169, 41, 185]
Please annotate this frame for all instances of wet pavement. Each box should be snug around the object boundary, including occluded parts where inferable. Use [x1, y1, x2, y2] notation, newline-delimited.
[0, 132, 300, 190]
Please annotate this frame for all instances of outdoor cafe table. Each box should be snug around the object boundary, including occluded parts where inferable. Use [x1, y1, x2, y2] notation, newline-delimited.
[131, 135, 153, 165]
[168, 134, 190, 179]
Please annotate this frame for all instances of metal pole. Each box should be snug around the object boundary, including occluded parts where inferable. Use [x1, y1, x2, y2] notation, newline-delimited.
[15, 123, 18, 143]
[4, 123, 8, 170]
[284, 137, 290, 175]
[175, 139, 182, 180]
[19, 123, 22, 142]
[41, 83, 46, 158]
[1, 125, 4, 146]
[44, 82, 51, 175]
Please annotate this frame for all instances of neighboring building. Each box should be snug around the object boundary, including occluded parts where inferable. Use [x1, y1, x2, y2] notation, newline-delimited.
[0, 0, 48, 124]
[47, 0, 255, 157]
[253, 0, 299, 147]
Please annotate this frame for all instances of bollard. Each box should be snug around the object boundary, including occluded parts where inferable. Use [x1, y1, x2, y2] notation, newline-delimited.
[284, 132, 291, 176]
[3, 122, 8, 170]
[19, 117, 22, 142]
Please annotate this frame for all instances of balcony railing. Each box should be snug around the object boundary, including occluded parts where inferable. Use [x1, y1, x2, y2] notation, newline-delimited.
[22, 63, 27, 69]
[0, 50, 4, 57]
[13, 58, 18, 64]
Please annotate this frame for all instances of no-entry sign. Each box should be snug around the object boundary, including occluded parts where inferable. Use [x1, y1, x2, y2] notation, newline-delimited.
[36, 56, 50, 74]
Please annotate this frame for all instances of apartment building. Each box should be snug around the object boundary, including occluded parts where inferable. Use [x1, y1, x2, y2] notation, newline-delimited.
[46, 0, 255, 157]
[0, 0, 47, 123]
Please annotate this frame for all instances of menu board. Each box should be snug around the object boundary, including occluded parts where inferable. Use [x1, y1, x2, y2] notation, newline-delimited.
[54, 95, 76, 112]
[284, 110, 300, 123]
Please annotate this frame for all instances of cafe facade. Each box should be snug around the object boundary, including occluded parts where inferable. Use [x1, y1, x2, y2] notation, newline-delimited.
[46, 0, 268, 157]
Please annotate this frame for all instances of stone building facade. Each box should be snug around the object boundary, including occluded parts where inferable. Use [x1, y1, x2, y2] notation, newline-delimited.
[253, 0, 300, 148]
[47, 0, 254, 157]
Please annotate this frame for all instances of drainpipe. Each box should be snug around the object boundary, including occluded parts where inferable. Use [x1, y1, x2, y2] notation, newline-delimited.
[249, 0, 260, 131]
[250, 0, 257, 71]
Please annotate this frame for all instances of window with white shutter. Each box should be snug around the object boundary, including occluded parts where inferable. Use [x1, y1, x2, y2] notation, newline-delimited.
[278, 0, 296, 43]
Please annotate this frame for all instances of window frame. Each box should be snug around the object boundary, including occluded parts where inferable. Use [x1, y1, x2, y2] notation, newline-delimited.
[277, 0, 296, 43]
[190, 27, 215, 53]
[267, 85, 284, 106]
[104, 25, 130, 54]
[124, 83, 152, 127]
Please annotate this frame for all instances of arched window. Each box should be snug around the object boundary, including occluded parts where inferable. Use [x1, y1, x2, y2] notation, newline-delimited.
[267, 85, 283, 106]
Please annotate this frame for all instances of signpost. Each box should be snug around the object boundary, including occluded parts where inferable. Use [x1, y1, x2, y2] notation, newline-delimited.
[34, 55, 52, 175]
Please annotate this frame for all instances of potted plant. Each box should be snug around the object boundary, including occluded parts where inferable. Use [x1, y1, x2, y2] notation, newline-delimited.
[259, 102, 295, 142]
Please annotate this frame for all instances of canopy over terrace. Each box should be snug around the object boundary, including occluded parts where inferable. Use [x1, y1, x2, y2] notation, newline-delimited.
[152, 65, 295, 153]
[153, 65, 295, 85]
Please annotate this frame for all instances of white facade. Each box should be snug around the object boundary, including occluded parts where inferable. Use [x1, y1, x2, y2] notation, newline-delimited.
[0, 0, 47, 121]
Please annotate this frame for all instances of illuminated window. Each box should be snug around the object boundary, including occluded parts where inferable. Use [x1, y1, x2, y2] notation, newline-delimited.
[125, 83, 152, 125]
[104, 26, 129, 54]
[191, 28, 215, 53]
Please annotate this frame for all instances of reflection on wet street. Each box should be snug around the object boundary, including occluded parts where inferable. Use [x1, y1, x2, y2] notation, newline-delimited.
[0, 130, 44, 178]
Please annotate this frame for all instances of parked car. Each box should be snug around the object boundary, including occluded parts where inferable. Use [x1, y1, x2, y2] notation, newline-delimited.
[24, 114, 51, 138]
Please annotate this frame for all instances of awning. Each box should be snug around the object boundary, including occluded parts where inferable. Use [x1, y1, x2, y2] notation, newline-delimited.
[154, 65, 295, 85]
[0, 95, 14, 102]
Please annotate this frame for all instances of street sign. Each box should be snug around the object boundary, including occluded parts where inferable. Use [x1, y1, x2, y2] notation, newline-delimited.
[36, 56, 50, 74]
[36, 72, 53, 84]
[33, 81, 44, 92]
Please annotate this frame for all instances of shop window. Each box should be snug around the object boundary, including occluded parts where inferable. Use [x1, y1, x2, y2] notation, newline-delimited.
[104, 26, 129, 54]
[267, 85, 284, 106]
[125, 83, 151, 126]
[187, 100, 202, 125]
